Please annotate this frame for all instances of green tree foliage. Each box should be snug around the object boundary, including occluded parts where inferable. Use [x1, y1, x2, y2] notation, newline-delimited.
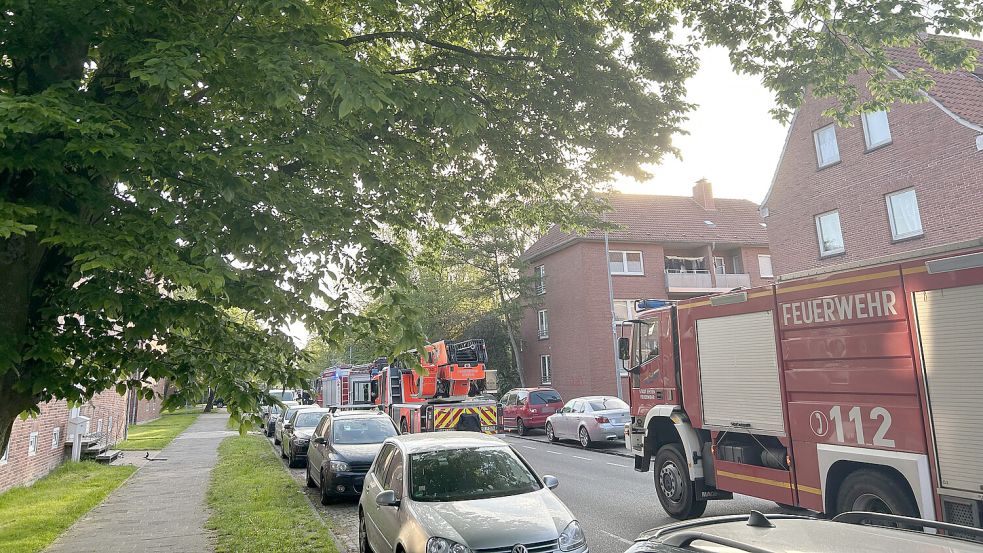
[1, 0, 979, 455]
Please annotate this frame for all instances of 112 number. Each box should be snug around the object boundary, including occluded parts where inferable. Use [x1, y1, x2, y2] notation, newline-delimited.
[828, 405, 895, 448]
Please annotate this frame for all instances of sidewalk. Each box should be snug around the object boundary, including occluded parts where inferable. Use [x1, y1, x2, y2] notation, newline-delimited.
[46, 412, 236, 553]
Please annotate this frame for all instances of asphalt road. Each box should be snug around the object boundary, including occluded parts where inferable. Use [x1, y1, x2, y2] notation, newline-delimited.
[498, 433, 782, 553]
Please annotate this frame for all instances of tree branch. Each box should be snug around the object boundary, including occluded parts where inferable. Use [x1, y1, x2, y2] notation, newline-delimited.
[333, 31, 534, 62]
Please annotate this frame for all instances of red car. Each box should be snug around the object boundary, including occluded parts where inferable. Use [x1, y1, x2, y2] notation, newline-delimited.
[500, 387, 563, 435]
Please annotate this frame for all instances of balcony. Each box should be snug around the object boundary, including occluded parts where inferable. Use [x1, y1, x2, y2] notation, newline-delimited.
[665, 270, 750, 295]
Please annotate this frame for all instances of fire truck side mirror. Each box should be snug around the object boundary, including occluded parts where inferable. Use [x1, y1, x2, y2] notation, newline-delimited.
[617, 337, 630, 361]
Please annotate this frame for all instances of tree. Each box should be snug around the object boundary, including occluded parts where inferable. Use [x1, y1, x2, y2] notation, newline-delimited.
[2, 1, 979, 456]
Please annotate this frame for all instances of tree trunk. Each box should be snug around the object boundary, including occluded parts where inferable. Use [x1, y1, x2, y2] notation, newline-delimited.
[502, 312, 526, 387]
[203, 388, 215, 413]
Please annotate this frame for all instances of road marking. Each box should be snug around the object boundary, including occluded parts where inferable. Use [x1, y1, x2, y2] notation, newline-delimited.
[606, 462, 630, 468]
[572, 455, 592, 461]
[547, 450, 564, 456]
[595, 529, 633, 545]
[520, 445, 537, 450]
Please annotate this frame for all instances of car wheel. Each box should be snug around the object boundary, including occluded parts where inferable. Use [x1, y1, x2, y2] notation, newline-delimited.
[654, 443, 707, 520]
[280, 441, 288, 459]
[578, 426, 593, 448]
[320, 469, 334, 505]
[274, 434, 281, 445]
[516, 418, 527, 436]
[836, 469, 919, 524]
[359, 511, 373, 553]
[545, 422, 557, 442]
[306, 464, 316, 488]
[287, 448, 297, 468]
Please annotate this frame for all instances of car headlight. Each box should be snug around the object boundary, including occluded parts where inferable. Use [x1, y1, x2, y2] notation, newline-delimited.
[427, 538, 472, 553]
[329, 460, 350, 472]
[559, 520, 586, 551]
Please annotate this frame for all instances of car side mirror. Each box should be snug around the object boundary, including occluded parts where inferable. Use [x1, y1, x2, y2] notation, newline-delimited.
[617, 337, 630, 360]
[313, 437, 325, 445]
[543, 475, 559, 490]
[375, 490, 400, 507]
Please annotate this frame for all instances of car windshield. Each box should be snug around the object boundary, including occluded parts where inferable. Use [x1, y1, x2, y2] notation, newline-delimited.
[588, 397, 628, 411]
[294, 412, 327, 428]
[409, 446, 541, 502]
[283, 408, 302, 422]
[332, 418, 397, 445]
[530, 390, 561, 405]
[270, 390, 296, 401]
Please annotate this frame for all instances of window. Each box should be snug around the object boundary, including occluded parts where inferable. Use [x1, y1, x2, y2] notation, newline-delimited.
[0, 437, 9, 464]
[537, 309, 549, 339]
[540, 355, 552, 384]
[886, 188, 923, 240]
[530, 390, 561, 405]
[409, 446, 540, 502]
[51, 427, 61, 449]
[713, 257, 725, 274]
[28, 432, 38, 457]
[813, 124, 840, 168]
[613, 299, 635, 322]
[97, 418, 103, 433]
[730, 255, 744, 274]
[383, 451, 404, 499]
[373, 444, 397, 480]
[815, 210, 845, 256]
[862, 110, 892, 149]
[758, 255, 774, 278]
[609, 250, 644, 275]
[534, 265, 546, 295]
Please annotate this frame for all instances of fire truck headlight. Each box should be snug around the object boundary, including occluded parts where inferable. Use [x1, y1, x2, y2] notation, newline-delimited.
[427, 538, 471, 553]
[559, 520, 586, 551]
[329, 460, 350, 472]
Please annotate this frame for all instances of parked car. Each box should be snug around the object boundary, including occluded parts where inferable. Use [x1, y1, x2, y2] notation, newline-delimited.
[306, 409, 399, 504]
[546, 396, 630, 448]
[281, 407, 331, 467]
[359, 432, 587, 553]
[273, 402, 306, 445]
[625, 510, 983, 553]
[500, 387, 563, 435]
[263, 404, 282, 437]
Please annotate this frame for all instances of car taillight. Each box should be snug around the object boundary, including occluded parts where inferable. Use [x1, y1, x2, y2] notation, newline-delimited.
[595, 416, 610, 424]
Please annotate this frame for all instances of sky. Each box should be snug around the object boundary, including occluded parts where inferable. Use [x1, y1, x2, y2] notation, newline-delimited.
[612, 46, 790, 204]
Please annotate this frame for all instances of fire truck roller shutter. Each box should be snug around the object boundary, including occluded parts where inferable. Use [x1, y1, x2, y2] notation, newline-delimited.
[914, 283, 983, 494]
[696, 310, 785, 435]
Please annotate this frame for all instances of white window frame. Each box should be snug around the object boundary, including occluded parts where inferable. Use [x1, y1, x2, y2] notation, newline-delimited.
[730, 255, 743, 274]
[28, 432, 38, 457]
[813, 124, 840, 168]
[758, 255, 774, 278]
[534, 265, 546, 295]
[815, 210, 845, 256]
[537, 309, 549, 339]
[713, 256, 726, 274]
[540, 355, 552, 384]
[613, 299, 635, 322]
[862, 110, 892, 150]
[52, 427, 61, 450]
[885, 188, 924, 240]
[0, 438, 8, 464]
[609, 250, 644, 276]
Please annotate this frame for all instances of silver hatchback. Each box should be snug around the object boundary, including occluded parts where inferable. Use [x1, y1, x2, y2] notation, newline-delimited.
[545, 396, 629, 448]
[358, 432, 589, 553]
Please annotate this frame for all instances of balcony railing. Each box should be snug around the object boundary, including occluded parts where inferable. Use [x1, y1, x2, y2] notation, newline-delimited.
[665, 270, 750, 291]
[715, 272, 751, 289]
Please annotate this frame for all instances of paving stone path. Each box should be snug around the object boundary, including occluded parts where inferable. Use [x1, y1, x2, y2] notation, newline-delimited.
[46, 412, 236, 553]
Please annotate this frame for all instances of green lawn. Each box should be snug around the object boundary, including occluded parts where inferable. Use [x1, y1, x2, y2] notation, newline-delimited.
[206, 435, 337, 553]
[114, 410, 200, 450]
[0, 462, 136, 553]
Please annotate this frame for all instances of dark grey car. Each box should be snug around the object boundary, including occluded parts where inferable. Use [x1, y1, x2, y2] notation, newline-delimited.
[306, 410, 398, 505]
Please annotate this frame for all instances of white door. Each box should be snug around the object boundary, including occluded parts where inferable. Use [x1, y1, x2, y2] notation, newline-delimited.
[914, 284, 983, 493]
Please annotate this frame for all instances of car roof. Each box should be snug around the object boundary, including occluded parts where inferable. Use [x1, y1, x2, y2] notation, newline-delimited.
[331, 410, 389, 419]
[639, 513, 983, 553]
[510, 387, 557, 393]
[387, 431, 506, 454]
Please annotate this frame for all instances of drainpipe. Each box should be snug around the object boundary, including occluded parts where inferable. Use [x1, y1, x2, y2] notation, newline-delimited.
[604, 231, 624, 399]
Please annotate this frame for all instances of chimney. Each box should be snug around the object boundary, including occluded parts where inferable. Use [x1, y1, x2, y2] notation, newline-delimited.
[693, 178, 715, 210]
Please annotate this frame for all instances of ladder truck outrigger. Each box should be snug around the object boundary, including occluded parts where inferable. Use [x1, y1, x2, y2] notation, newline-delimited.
[371, 339, 501, 434]
[620, 240, 983, 531]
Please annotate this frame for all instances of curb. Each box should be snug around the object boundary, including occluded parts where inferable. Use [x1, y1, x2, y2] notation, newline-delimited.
[504, 431, 634, 459]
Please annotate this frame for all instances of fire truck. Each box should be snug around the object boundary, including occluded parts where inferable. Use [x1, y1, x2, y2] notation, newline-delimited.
[621, 240, 983, 529]
[317, 359, 387, 407]
[371, 339, 500, 434]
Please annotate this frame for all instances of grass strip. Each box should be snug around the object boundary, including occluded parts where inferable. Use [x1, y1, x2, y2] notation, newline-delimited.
[206, 435, 337, 553]
[115, 411, 200, 451]
[0, 461, 136, 553]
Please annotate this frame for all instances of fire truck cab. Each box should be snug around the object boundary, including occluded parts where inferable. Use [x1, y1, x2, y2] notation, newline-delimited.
[621, 240, 983, 529]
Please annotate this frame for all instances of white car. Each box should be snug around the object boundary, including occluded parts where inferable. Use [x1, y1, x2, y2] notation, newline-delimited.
[359, 432, 588, 553]
[545, 396, 629, 448]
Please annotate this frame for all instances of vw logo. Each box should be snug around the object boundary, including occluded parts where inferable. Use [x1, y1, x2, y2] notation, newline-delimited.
[512, 545, 528, 553]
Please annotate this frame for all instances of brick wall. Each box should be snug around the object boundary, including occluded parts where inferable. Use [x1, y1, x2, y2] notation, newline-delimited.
[765, 91, 983, 275]
[131, 379, 167, 424]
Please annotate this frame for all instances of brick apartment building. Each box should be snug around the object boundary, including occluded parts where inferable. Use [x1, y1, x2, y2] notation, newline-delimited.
[762, 38, 983, 276]
[520, 181, 773, 400]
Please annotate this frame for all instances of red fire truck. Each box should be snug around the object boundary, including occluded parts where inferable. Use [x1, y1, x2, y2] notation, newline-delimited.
[372, 339, 500, 434]
[317, 359, 387, 407]
[620, 240, 983, 529]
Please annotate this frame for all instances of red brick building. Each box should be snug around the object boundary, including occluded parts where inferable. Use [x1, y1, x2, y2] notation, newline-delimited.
[519, 182, 772, 400]
[762, 39, 983, 276]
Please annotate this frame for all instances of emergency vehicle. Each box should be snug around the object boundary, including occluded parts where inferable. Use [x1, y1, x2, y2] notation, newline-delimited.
[317, 359, 387, 407]
[620, 240, 983, 530]
[372, 339, 500, 434]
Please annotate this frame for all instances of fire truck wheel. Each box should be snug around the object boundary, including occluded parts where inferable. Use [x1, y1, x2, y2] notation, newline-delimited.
[836, 469, 919, 520]
[545, 422, 557, 442]
[654, 443, 707, 519]
[517, 418, 528, 436]
[400, 418, 409, 434]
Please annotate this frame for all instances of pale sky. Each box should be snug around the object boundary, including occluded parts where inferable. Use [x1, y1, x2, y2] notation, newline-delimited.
[613, 46, 789, 204]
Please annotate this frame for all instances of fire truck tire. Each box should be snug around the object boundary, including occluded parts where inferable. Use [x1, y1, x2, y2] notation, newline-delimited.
[517, 418, 528, 436]
[654, 444, 707, 519]
[835, 469, 919, 519]
[400, 418, 409, 434]
[545, 422, 557, 442]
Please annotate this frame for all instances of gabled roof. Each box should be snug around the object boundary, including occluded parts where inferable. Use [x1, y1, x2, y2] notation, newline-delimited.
[522, 192, 768, 261]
